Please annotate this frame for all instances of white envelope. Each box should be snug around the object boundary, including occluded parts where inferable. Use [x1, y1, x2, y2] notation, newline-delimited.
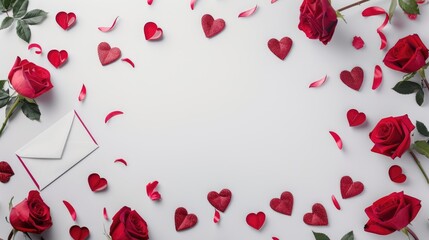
[16, 110, 98, 190]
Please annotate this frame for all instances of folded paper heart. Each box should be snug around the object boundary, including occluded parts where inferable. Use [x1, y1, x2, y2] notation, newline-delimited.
[56, 11, 76, 30]
[88, 173, 108, 192]
[346, 109, 366, 127]
[246, 211, 266, 230]
[207, 188, 232, 212]
[270, 191, 293, 215]
[144, 22, 163, 40]
[268, 37, 293, 60]
[201, 14, 225, 38]
[48, 50, 68, 68]
[98, 42, 121, 66]
[389, 165, 407, 183]
[340, 66, 364, 91]
[303, 203, 328, 226]
[69, 225, 90, 240]
[340, 176, 364, 199]
[175, 207, 198, 231]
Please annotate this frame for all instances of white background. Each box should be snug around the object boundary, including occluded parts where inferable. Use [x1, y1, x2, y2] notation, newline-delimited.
[1, 0, 429, 239]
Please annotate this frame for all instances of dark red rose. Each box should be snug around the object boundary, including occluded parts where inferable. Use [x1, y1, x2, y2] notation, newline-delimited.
[364, 192, 421, 235]
[9, 190, 52, 234]
[298, 0, 338, 45]
[369, 115, 414, 159]
[383, 34, 429, 73]
[110, 206, 149, 240]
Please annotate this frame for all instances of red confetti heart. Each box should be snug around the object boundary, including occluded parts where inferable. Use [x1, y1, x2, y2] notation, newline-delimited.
[0, 161, 14, 183]
[389, 165, 407, 183]
[340, 67, 364, 91]
[303, 203, 328, 226]
[340, 176, 364, 199]
[56, 11, 76, 30]
[69, 225, 89, 240]
[352, 36, 365, 49]
[207, 188, 232, 212]
[268, 37, 293, 60]
[246, 212, 266, 230]
[63, 200, 77, 221]
[144, 22, 163, 41]
[238, 5, 258, 18]
[270, 191, 293, 215]
[346, 109, 366, 127]
[201, 14, 225, 38]
[213, 210, 220, 223]
[88, 173, 108, 192]
[372, 65, 383, 90]
[175, 207, 198, 231]
[146, 181, 161, 201]
[97, 42, 121, 66]
[331, 195, 341, 210]
[47, 50, 68, 68]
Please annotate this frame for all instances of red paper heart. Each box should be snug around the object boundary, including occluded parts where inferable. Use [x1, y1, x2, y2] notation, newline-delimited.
[88, 173, 108, 192]
[201, 14, 225, 38]
[340, 67, 364, 91]
[303, 203, 328, 226]
[56, 12, 76, 30]
[144, 22, 163, 40]
[340, 176, 364, 199]
[97, 42, 121, 66]
[389, 165, 407, 183]
[175, 207, 198, 231]
[207, 188, 232, 212]
[0, 161, 14, 183]
[246, 212, 266, 230]
[48, 50, 68, 68]
[268, 37, 293, 60]
[69, 225, 90, 240]
[346, 109, 366, 127]
[270, 191, 293, 215]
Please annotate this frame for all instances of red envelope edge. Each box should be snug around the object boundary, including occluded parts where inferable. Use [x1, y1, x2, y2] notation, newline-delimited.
[16, 110, 98, 190]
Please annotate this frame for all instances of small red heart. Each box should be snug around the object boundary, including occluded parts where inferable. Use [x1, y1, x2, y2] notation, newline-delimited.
[69, 225, 90, 240]
[47, 50, 68, 68]
[207, 188, 232, 212]
[340, 66, 364, 91]
[246, 211, 266, 230]
[201, 14, 225, 38]
[0, 161, 14, 183]
[97, 42, 121, 66]
[144, 22, 163, 41]
[175, 207, 198, 231]
[88, 173, 108, 192]
[56, 12, 76, 30]
[389, 165, 407, 183]
[303, 203, 328, 226]
[340, 176, 364, 199]
[346, 109, 366, 127]
[268, 37, 293, 60]
[270, 191, 293, 215]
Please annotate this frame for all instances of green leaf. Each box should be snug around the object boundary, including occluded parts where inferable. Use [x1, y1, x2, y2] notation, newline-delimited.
[341, 231, 354, 240]
[21, 99, 40, 120]
[12, 0, 27, 18]
[0, 80, 7, 89]
[416, 88, 424, 106]
[388, 0, 397, 21]
[392, 81, 422, 94]
[5, 96, 22, 117]
[398, 0, 420, 15]
[413, 140, 429, 158]
[22, 9, 47, 25]
[312, 231, 330, 240]
[2, 0, 15, 10]
[0, 89, 10, 108]
[0, 16, 14, 29]
[8, 196, 14, 211]
[16, 19, 30, 42]
[416, 121, 429, 137]
[0, 1, 5, 11]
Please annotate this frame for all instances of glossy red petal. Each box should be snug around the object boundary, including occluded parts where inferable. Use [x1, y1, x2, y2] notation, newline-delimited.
[148, 0, 153, 5]
[146, 181, 161, 200]
[103, 207, 109, 220]
[309, 75, 327, 88]
[114, 158, 127, 166]
[238, 5, 258, 18]
[213, 210, 220, 223]
[0, 161, 14, 183]
[329, 131, 342, 150]
[121, 58, 135, 68]
[63, 200, 77, 221]
[105, 111, 124, 123]
[362, 7, 389, 50]
[331, 195, 341, 210]
[272, 238, 279, 240]
[98, 17, 119, 32]
[190, 0, 197, 10]
[78, 84, 86, 102]
[372, 65, 383, 90]
[352, 36, 365, 50]
[28, 43, 42, 54]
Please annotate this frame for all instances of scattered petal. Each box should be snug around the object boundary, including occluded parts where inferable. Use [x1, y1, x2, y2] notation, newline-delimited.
[103, 207, 109, 220]
[238, 5, 258, 18]
[121, 58, 135, 68]
[0, 161, 14, 183]
[190, 0, 197, 10]
[78, 84, 86, 102]
[148, 0, 153, 5]
[146, 181, 162, 201]
[331, 195, 341, 210]
[272, 238, 279, 240]
[63, 200, 77, 221]
[28, 43, 42, 54]
[408, 14, 417, 20]
[98, 17, 119, 32]
[362, 7, 389, 50]
[105, 111, 124, 123]
[389, 165, 407, 183]
[372, 65, 383, 90]
[352, 36, 364, 49]
[329, 131, 342, 150]
[213, 210, 220, 223]
[271, 0, 278, 3]
[88, 173, 108, 192]
[309, 75, 327, 88]
[114, 158, 128, 166]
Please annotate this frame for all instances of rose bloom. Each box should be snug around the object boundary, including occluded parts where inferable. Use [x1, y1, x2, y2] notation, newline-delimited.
[364, 192, 421, 235]
[298, 0, 338, 45]
[110, 206, 149, 240]
[9, 190, 52, 234]
[8, 57, 53, 99]
[383, 34, 429, 73]
[369, 115, 414, 159]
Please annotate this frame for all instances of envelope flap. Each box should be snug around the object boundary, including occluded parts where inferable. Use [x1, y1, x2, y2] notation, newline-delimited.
[16, 111, 75, 158]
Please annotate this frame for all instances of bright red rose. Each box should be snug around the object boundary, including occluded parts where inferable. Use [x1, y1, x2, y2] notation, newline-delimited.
[369, 115, 414, 159]
[298, 0, 338, 45]
[110, 206, 149, 240]
[9, 190, 52, 234]
[364, 192, 421, 235]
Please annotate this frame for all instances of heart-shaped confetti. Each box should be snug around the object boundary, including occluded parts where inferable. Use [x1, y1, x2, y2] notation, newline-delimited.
[0, 161, 14, 183]
[340, 176, 364, 199]
[144, 22, 163, 41]
[389, 165, 407, 183]
[56, 12, 76, 30]
[207, 188, 232, 212]
[47, 50, 68, 68]
[201, 14, 225, 38]
[88, 173, 108, 192]
[346, 109, 366, 127]
[303, 203, 328, 226]
[69, 225, 90, 240]
[246, 212, 266, 230]
[270, 191, 293, 215]
[340, 67, 364, 91]
[175, 207, 198, 231]
[97, 42, 121, 66]
[268, 37, 293, 60]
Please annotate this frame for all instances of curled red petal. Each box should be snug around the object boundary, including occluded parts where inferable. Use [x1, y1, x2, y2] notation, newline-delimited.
[98, 16, 119, 32]
[105, 111, 124, 123]
[0, 161, 14, 183]
[78, 84, 86, 102]
[103, 207, 109, 220]
[362, 7, 389, 50]
[121, 58, 135, 68]
[331, 195, 341, 210]
[329, 131, 343, 150]
[28, 43, 42, 54]
[114, 158, 127, 166]
[213, 210, 220, 223]
[238, 5, 258, 18]
[190, 0, 197, 10]
[148, 0, 153, 5]
[309, 75, 327, 88]
[372, 65, 383, 90]
[150, 192, 161, 201]
[352, 36, 365, 50]
[63, 200, 77, 221]
[146, 181, 161, 200]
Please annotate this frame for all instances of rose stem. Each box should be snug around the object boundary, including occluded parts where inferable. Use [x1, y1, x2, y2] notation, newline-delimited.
[0, 96, 22, 137]
[405, 226, 419, 240]
[409, 150, 429, 184]
[337, 0, 371, 12]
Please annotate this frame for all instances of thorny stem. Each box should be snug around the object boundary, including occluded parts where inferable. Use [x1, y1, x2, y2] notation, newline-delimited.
[418, 69, 429, 90]
[337, 0, 371, 12]
[409, 150, 429, 184]
[404, 226, 420, 240]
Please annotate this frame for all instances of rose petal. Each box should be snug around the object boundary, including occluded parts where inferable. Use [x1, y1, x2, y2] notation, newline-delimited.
[331, 195, 341, 210]
[309, 75, 327, 88]
[114, 158, 127, 166]
[271, 0, 278, 3]
[98, 17, 119, 32]
[329, 131, 343, 150]
[63, 200, 77, 221]
[190, 0, 197, 10]
[213, 210, 220, 223]
[78, 84, 86, 102]
[272, 238, 279, 240]
[362, 7, 389, 50]
[28, 43, 42, 54]
[105, 111, 124, 123]
[121, 58, 135, 68]
[352, 36, 365, 50]
[238, 5, 258, 18]
[372, 65, 383, 90]
[148, 0, 153, 5]
[0, 161, 14, 183]
[103, 207, 109, 220]
[146, 181, 161, 201]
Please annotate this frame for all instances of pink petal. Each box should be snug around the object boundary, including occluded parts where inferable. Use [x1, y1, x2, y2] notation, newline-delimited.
[331, 195, 341, 210]
[190, 0, 197, 10]
[352, 36, 365, 50]
[98, 16, 119, 32]
[271, 0, 278, 3]
[121, 58, 135, 68]
[28, 43, 42, 54]
[63, 200, 77, 221]
[114, 158, 128, 166]
[78, 84, 86, 102]
[309, 75, 327, 88]
[213, 210, 220, 223]
[148, 0, 153, 5]
[103, 207, 109, 220]
[329, 131, 343, 150]
[105, 111, 124, 123]
[238, 5, 258, 18]
[362, 7, 389, 50]
[150, 192, 161, 201]
[372, 65, 383, 90]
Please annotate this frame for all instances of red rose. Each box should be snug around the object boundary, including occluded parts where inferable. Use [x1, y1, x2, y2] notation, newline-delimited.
[369, 115, 414, 159]
[110, 206, 149, 240]
[8, 57, 53, 99]
[364, 192, 421, 235]
[383, 34, 429, 73]
[9, 190, 52, 234]
[298, 0, 338, 45]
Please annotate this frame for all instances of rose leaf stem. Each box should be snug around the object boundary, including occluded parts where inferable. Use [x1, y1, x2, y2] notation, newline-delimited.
[405, 226, 419, 240]
[409, 150, 429, 184]
[0, 96, 22, 137]
[337, 0, 371, 12]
